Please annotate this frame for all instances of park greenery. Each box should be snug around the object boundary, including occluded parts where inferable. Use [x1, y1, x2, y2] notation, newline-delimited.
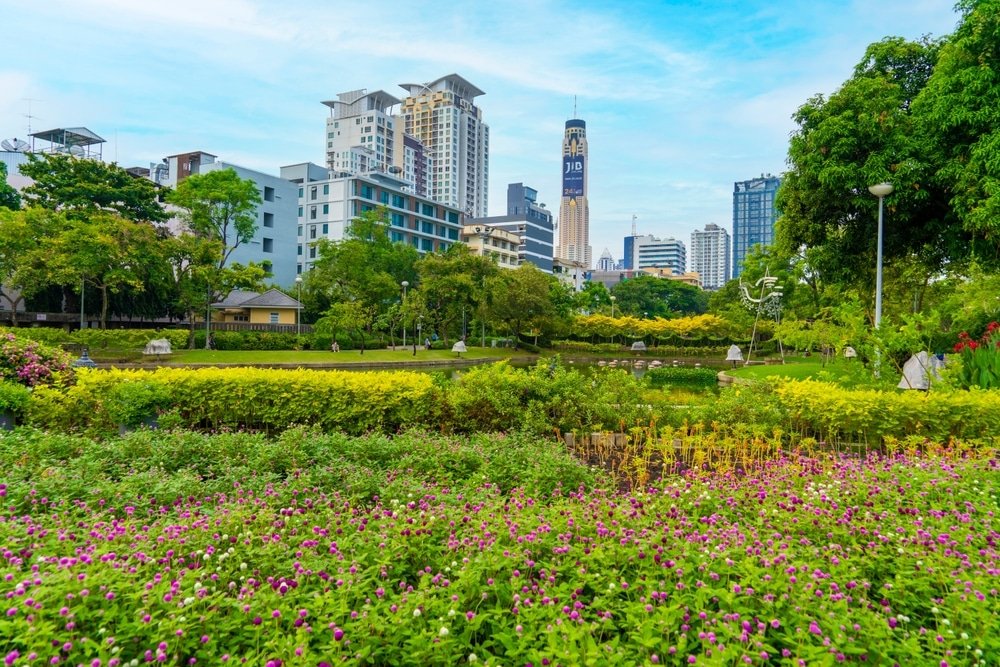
[3, 7, 1000, 663]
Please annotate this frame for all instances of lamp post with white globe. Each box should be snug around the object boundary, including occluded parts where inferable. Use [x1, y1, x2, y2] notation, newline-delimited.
[868, 182, 893, 330]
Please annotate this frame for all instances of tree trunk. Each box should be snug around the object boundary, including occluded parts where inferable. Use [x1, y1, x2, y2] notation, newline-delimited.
[1, 292, 20, 327]
[100, 284, 109, 329]
[187, 311, 197, 349]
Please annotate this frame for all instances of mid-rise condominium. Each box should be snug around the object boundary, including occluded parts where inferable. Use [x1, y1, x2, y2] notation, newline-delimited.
[399, 74, 489, 217]
[557, 119, 590, 268]
[623, 234, 686, 275]
[690, 223, 731, 290]
[470, 182, 554, 272]
[732, 173, 781, 277]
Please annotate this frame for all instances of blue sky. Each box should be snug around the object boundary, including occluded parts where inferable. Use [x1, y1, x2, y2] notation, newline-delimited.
[1, 0, 960, 266]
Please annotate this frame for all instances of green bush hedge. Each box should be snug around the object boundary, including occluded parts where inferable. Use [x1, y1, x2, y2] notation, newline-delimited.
[645, 366, 720, 387]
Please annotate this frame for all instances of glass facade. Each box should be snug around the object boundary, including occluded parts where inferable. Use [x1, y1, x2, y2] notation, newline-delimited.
[732, 175, 781, 278]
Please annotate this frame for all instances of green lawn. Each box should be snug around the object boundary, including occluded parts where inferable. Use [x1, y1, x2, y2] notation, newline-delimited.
[729, 355, 878, 387]
[148, 347, 534, 365]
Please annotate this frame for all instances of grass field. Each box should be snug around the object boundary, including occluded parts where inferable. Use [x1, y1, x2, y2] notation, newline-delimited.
[150, 347, 534, 365]
[729, 354, 882, 387]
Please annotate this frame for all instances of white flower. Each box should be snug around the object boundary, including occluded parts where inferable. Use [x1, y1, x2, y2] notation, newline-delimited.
[413, 609, 421, 617]
[468, 654, 478, 663]
[439, 627, 449, 637]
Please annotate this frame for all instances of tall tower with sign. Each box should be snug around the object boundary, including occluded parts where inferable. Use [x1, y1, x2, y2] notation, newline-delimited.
[557, 119, 590, 268]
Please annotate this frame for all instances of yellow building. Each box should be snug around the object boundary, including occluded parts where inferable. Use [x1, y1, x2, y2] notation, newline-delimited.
[640, 267, 702, 288]
[211, 289, 303, 325]
[462, 224, 521, 269]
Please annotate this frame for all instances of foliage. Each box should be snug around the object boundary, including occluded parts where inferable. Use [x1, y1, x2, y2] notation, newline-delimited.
[0, 208, 56, 323]
[0, 332, 73, 387]
[28, 367, 439, 435]
[447, 360, 651, 435]
[165, 168, 261, 269]
[644, 366, 719, 387]
[609, 274, 708, 317]
[775, 378, 1000, 443]
[18, 152, 167, 222]
[104, 380, 174, 427]
[486, 264, 564, 343]
[0, 161, 20, 210]
[1, 434, 996, 665]
[572, 313, 732, 342]
[952, 321, 1000, 389]
[0, 380, 31, 414]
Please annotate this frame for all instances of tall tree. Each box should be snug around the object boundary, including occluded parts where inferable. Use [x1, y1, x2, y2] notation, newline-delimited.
[610, 274, 707, 318]
[416, 244, 496, 344]
[913, 0, 1000, 253]
[488, 265, 562, 344]
[19, 153, 167, 222]
[776, 36, 955, 293]
[0, 208, 56, 324]
[0, 163, 20, 211]
[309, 207, 419, 341]
[27, 213, 161, 328]
[165, 169, 261, 269]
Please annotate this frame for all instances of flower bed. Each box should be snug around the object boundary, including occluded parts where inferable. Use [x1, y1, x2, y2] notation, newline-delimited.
[1, 429, 997, 666]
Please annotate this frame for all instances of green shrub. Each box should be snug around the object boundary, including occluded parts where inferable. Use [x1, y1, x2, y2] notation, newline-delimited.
[104, 380, 174, 428]
[0, 381, 31, 415]
[0, 332, 74, 386]
[645, 366, 720, 387]
[28, 366, 438, 435]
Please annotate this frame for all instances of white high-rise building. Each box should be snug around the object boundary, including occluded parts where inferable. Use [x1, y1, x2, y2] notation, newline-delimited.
[399, 74, 489, 217]
[626, 234, 686, 275]
[690, 223, 731, 290]
[557, 119, 590, 268]
[322, 89, 432, 198]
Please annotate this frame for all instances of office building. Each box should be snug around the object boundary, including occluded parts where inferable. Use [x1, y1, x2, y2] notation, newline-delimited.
[280, 162, 463, 274]
[153, 151, 299, 287]
[470, 182, 554, 272]
[556, 119, 590, 268]
[623, 234, 686, 275]
[399, 74, 489, 217]
[732, 173, 781, 277]
[690, 223, 731, 290]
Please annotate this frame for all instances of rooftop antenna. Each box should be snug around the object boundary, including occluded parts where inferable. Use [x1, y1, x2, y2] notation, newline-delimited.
[632, 214, 637, 237]
[573, 95, 577, 118]
[22, 98, 40, 135]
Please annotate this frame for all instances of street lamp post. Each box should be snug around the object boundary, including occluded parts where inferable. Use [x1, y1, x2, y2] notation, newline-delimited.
[868, 183, 893, 330]
[401, 280, 409, 350]
[414, 315, 422, 356]
[474, 226, 492, 347]
[295, 275, 303, 340]
[610, 295, 616, 319]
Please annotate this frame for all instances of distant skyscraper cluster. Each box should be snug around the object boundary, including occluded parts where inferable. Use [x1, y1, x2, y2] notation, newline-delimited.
[2, 75, 788, 295]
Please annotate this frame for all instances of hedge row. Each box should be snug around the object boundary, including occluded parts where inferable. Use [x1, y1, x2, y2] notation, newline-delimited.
[774, 380, 1000, 443]
[25, 361, 654, 436]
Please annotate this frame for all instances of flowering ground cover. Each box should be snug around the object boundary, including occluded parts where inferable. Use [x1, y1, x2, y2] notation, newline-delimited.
[1, 430, 998, 666]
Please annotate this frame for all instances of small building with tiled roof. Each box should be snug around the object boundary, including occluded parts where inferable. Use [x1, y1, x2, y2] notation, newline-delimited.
[211, 289, 302, 325]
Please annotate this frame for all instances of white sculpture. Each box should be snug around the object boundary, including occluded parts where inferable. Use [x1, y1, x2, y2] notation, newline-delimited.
[143, 338, 172, 356]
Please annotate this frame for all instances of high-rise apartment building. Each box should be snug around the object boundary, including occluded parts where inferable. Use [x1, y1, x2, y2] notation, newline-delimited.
[322, 90, 432, 198]
[624, 234, 686, 275]
[399, 74, 489, 217]
[470, 183, 554, 272]
[556, 119, 590, 268]
[732, 173, 781, 277]
[596, 248, 614, 272]
[690, 223, 731, 290]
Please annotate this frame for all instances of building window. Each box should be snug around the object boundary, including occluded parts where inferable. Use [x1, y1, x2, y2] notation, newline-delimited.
[310, 226, 317, 240]
[361, 185, 374, 199]
[262, 238, 273, 253]
[298, 187, 303, 198]
[379, 191, 389, 204]
[310, 186, 317, 200]
[263, 186, 275, 202]
[322, 223, 328, 234]
[261, 261, 272, 274]
[309, 246, 316, 259]
[233, 314, 249, 322]
[421, 221, 434, 235]
[322, 204, 329, 215]
[392, 194, 405, 208]
[310, 206, 317, 220]
[297, 245, 302, 256]
[269, 312, 279, 324]
[421, 203, 434, 217]
[421, 238, 434, 251]
[297, 206, 303, 217]
[323, 184, 329, 195]
[263, 212, 274, 228]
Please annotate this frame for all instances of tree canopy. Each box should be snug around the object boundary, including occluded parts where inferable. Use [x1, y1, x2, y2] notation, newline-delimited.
[19, 153, 167, 222]
[0, 163, 20, 211]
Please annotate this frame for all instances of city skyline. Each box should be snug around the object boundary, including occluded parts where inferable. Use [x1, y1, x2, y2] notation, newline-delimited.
[0, 0, 961, 266]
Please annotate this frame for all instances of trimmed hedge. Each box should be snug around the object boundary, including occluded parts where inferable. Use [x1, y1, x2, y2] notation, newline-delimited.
[645, 366, 720, 386]
[775, 379, 1000, 443]
[28, 367, 438, 435]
